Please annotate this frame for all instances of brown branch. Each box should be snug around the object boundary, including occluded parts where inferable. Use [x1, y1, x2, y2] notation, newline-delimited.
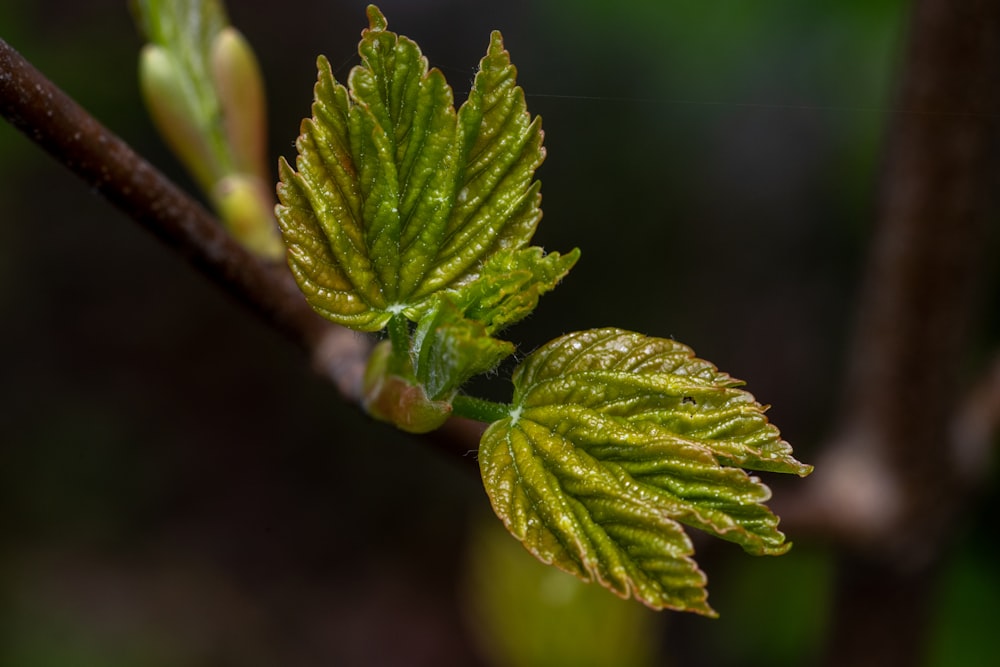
[0, 26, 376, 393]
[0, 37, 481, 469]
[0, 38, 342, 372]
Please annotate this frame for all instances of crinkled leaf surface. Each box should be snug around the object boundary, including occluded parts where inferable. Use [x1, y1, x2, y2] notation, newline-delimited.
[276, 6, 548, 331]
[479, 328, 812, 615]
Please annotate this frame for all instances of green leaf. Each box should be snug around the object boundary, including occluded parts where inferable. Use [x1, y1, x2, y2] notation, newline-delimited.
[405, 246, 579, 404]
[479, 328, 812, 615]
[513, 328, 811, 475]
[276, 6, 550, 332]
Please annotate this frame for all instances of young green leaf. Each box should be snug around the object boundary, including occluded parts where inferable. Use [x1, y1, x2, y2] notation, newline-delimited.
[479, 328, 812, 615]
[512, 328, 811, 475]
[276, 5, 552, 332]
[395, 246, 579, 403]
[411, 299, 515, 401]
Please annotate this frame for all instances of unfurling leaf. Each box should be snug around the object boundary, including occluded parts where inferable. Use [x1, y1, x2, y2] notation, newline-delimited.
[479, 328, 812, 615]
[411, 300, 515, 402]
[276, 5, 562, 332]
[404, 247, 579, 401]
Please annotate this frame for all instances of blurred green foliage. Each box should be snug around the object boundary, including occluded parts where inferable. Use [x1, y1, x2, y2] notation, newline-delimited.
[463, 516, 659, 667]
[926, 515, 1000, 667]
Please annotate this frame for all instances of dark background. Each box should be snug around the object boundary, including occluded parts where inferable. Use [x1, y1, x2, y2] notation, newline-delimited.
[1, 1, 997, 665]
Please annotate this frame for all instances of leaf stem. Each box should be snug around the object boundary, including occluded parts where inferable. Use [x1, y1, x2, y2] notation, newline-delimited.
[452, 395, 512, 424]
[386, 313, 412, 373]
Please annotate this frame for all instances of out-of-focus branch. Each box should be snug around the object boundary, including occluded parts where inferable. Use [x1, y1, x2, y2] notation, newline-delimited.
[810, 0, 1000, 561]
[951, 352, 1000, 483]
[798, 0, 1000, 664]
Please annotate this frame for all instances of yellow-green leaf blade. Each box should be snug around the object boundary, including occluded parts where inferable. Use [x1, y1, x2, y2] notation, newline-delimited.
[514, 403, 791, 555]
[422, 32, 545, 294]
[480, 417, 715, 616]
[514, 328, 812, 475]
[276, 8, 553, 330]
[276, 155, 387, 331]
[479, 327, 811, 614]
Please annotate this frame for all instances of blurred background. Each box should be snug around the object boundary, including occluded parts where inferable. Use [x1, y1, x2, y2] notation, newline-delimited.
[1, 0, 998, 665]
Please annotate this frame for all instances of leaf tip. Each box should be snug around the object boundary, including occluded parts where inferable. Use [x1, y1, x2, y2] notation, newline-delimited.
[276, 154, 293, 181]
[483, 31, 514, 73]
[488, 30, 505, 54]
[366, 4, 388, 32]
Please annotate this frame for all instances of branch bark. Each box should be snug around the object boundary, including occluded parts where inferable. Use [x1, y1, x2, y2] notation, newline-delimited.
[0, 37, 486, 468]
[0, 38, 350, 376]
[0, 36, 352, 439]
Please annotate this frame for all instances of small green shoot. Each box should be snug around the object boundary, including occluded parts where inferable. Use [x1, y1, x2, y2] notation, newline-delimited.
[277, 5, 811, 615]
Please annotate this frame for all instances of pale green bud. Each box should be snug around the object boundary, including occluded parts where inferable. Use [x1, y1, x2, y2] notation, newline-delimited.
[363, 341, 453, 434]
[138, 44, 219, 190]
[213, 174, 284, 260]
[210, 27, 268, 181]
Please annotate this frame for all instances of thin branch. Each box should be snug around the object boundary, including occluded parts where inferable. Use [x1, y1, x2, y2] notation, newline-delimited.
[0, 38, 346, 374]
[0, 37, 372, 400]
[0, 37, 482, 469]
